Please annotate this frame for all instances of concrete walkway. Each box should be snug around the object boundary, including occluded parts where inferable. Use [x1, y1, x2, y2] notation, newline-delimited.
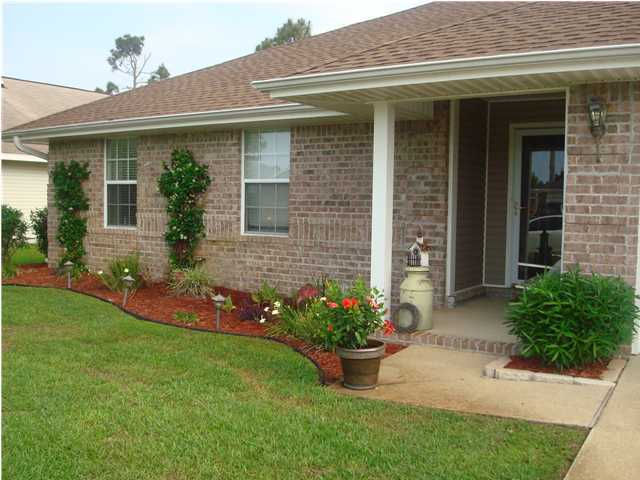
[333, 346, 611, 427]
[565, 356, 640, 480]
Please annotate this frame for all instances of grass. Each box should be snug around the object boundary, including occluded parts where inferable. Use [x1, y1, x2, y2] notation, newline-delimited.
[10, 244, 46, 266]
[2, 286, 586, 480]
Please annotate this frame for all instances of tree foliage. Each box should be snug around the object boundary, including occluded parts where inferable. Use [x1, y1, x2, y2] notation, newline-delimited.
[256, 18, 311, 51]
[95, 81, 120, 95]
[2, 205, 28, 276]
[148, 63, 170, 84]
[30, 207, 48, 257]
[157, 148, 211, 269]
[51, 161, 90, 272]
[98, 34, 170, 91]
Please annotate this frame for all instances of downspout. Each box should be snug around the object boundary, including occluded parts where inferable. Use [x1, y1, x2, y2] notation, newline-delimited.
[12, 135, 48, 161]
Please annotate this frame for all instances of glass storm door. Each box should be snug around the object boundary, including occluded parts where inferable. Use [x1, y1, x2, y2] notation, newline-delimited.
[515, 134, 565, 282]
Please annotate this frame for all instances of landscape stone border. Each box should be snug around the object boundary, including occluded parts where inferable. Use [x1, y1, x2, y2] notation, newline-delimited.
[484, 356, 626, 387]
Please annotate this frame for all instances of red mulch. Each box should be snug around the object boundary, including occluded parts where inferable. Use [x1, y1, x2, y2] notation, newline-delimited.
[5, 264, 404, 384]
[505, 355, 609, 379]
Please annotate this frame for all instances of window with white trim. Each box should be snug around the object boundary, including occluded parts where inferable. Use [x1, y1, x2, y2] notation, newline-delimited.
[243, 130, 290, 234]
[105, 138, 137, 227]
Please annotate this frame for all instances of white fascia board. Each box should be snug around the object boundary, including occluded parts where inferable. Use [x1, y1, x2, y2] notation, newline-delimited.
[1, 153, 47, 163]
[3, 103, 347, 142]
[252, 44, 640, 97]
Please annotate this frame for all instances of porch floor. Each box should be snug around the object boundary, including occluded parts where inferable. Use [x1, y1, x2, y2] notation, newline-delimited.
[374, 296, 519, 355]
[431, 296, 516, 343]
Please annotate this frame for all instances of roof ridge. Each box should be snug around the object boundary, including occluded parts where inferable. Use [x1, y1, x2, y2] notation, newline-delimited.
[1, 76, 107, 95]
[292, 1, 531, 76]
[105, 1, 455, 90]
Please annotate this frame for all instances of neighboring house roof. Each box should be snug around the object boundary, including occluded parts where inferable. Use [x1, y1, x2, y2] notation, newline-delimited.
[1, 77, 105, 154]
[5, 1, 640, 135]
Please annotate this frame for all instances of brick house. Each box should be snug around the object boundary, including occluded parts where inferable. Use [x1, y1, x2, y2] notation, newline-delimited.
[5, 1, 640, 352]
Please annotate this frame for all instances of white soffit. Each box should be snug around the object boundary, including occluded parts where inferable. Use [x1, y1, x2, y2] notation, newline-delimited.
[253, 45, 640, 106]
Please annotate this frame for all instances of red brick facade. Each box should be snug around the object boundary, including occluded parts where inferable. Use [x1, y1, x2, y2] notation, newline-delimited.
[564, 81, 640, 286]
[47, 103, 451, 306]
[46, 82, 640, 307]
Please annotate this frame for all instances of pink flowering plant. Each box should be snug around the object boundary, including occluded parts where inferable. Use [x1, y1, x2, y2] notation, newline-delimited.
[320, 278, 394, 350]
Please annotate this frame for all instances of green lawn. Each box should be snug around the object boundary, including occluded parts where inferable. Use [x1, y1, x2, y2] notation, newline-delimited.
[10, 244, 46, 266]
[2, 287, 586, 480]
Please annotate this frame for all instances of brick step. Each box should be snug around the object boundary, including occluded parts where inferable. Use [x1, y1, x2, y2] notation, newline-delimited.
[372, 330, 521, 356]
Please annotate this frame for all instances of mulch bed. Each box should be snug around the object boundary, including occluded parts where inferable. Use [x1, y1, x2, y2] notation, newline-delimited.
[505, 355, 610, 380]
[5, 264, 404, 384]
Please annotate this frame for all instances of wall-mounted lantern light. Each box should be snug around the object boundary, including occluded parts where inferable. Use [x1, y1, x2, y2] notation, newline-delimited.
[587, 96, 607, 139]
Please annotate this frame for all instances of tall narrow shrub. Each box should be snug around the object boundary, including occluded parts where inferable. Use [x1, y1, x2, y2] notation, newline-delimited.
[2, 205, 28, 276]
[51, 161, 90, 271]
[30, 207, 48, 256]
[157, 148, 211, 268]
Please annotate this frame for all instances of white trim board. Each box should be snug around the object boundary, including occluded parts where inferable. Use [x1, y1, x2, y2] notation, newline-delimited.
[1, 153, 47, 163]
[446, 99, 460, 301]
[4, 104, 347, 142]
[506, 124, 565, 286]
[253, 44, 640, 97]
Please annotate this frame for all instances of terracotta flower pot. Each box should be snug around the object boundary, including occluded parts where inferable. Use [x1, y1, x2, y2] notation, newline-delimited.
[336, 340, 385, 390]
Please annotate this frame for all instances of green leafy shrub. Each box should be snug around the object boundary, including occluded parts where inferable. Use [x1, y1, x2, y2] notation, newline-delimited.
[168, 266, 214, 298]
[173, 311, 199, 324]
[267, 298, 329, 347]
[2, 205, 28, 277]
[51, 161, 90, 272]
[506, 270, 638, 369]
[251, 280, 282, 306]
[221, 296, 235, 313]
[269, 277, 394, 350]
[97, 254, 145, 292]
[157, 148, 211, 268]
[30, 207, 48, 257]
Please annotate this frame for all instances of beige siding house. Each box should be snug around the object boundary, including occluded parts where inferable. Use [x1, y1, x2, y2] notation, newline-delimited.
[1, 77, 104, 236]
[4, 1, 640, 352]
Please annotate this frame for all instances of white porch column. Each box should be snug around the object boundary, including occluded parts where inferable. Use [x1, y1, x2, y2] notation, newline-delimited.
[370, 102, 395, 310]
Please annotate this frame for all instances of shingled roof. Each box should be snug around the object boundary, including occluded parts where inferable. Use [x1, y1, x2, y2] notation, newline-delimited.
[7, 1, 640, 134]
[298, 1, 640, 75]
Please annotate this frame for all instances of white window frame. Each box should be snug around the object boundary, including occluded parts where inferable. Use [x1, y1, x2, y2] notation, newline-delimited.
[240, 129, 290, 237]
[103, 137, 138, 230]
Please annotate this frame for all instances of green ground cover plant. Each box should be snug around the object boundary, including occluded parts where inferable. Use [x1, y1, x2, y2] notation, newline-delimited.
[2, 286, 585, 480]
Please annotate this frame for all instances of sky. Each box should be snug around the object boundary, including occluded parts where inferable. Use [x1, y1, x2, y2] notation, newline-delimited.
[3, 0, 424, 92]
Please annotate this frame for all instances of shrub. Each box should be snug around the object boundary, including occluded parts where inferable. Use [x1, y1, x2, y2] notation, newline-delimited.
[221, 296, 235, 313]
[157, 148, 211, 268]
[30, 207, 48, 256]
[51, 160, 90, 272]
[174, 311, 199, 324]
[270, 277, 394, 350]
[168, 266, 214, 298]
[237, 300, 275, 324]
[295, 283, 320, 309]
[251, 280, 282, 306]
[97, 254, 145, 292]
[2, 205, 28, 277]
[267, 298, 329, 347]
[506, 270, 638, 369]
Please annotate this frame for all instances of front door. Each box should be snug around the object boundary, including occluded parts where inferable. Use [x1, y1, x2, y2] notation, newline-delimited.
[510, 131, 565, 283]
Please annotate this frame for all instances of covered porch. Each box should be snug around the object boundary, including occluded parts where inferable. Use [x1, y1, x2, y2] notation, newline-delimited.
[253, 45, 640, 353]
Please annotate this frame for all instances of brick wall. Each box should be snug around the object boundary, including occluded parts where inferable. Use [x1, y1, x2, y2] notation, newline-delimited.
[564, 81, 640, 286]
[47, 102, 450, 306]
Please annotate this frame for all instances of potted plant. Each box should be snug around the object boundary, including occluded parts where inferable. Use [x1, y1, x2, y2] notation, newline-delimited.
[321, 278, 395, 389]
